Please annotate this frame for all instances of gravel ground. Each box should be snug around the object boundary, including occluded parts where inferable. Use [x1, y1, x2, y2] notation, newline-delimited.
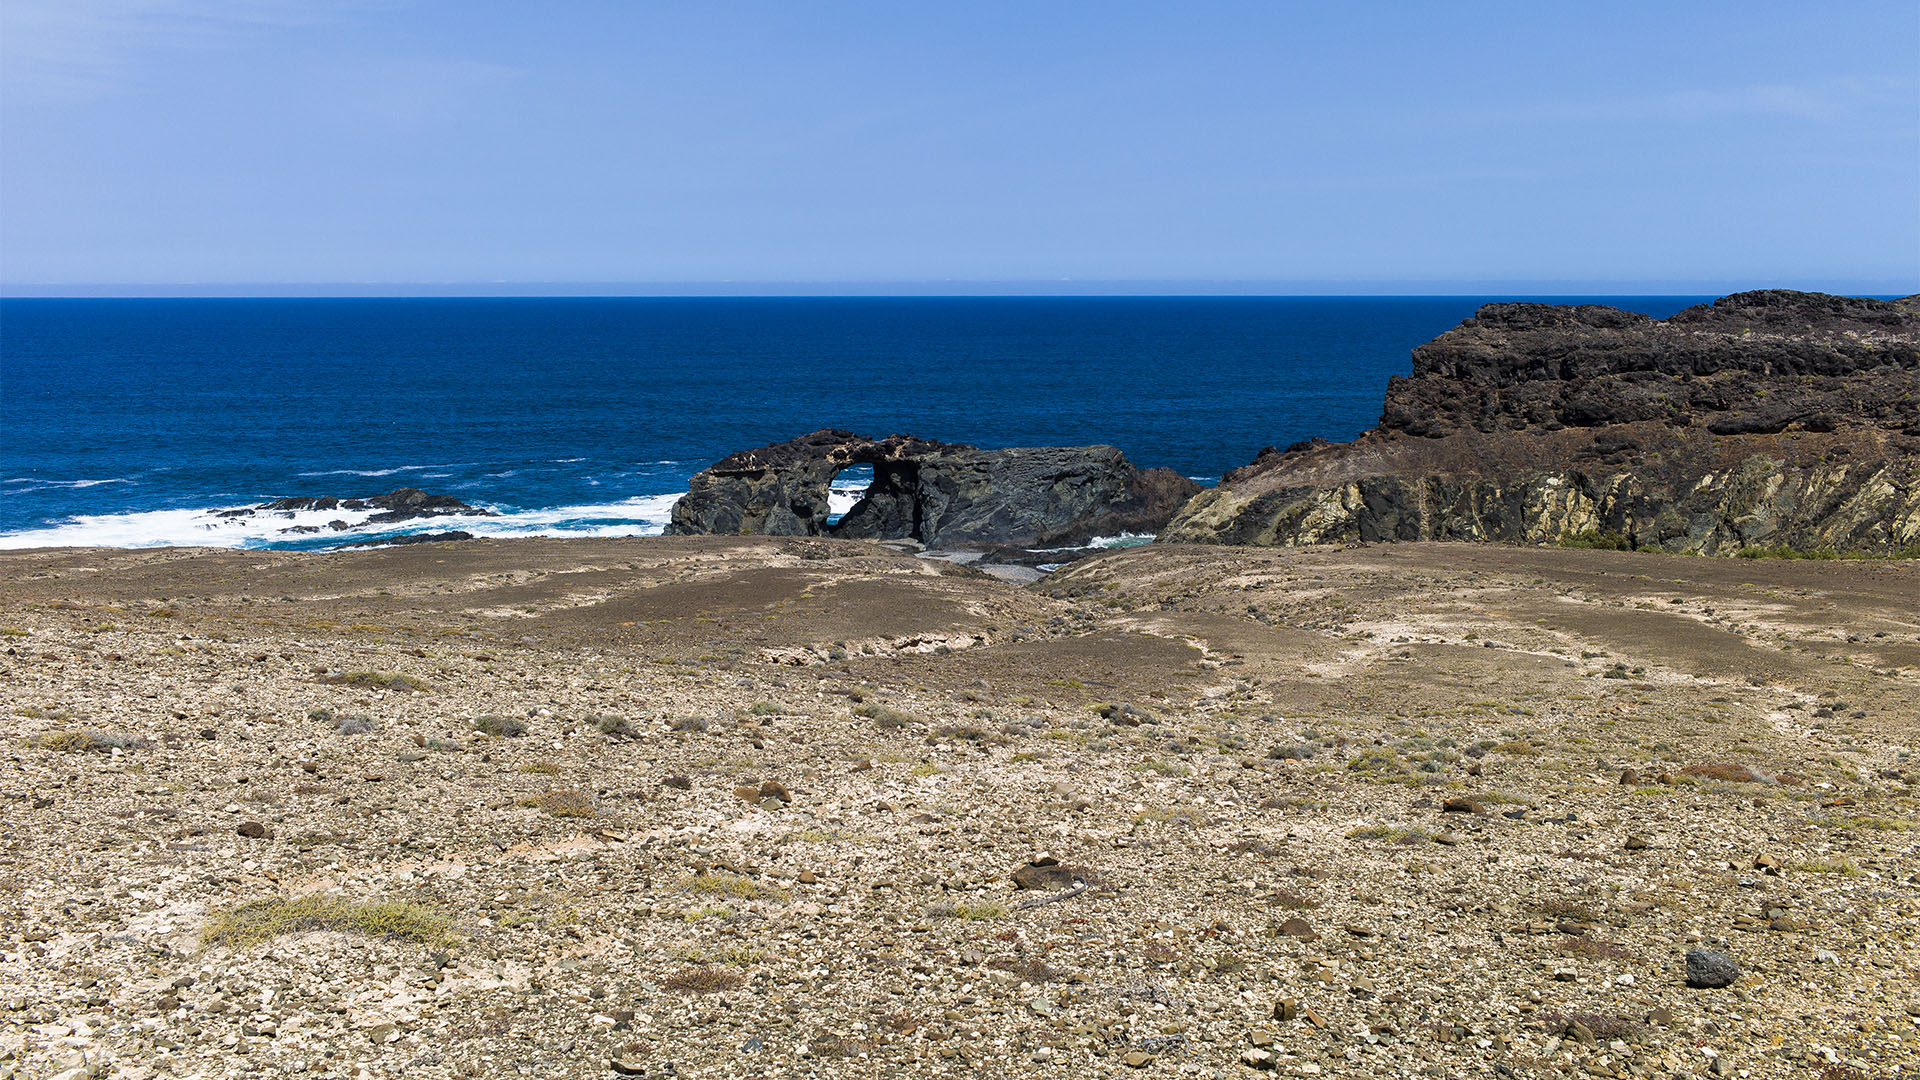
[0, 537, 1915, 1080]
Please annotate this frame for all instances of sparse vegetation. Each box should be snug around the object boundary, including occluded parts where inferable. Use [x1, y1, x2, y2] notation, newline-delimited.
[473, 714, 527, 737]
[30, 729, 148, 753]
[662, 966, 743, 994]
[202, 896, 453, 949]
[317, 670, 431, 692]
[855, 703, 919, 728]
[520, 788, 595, 817]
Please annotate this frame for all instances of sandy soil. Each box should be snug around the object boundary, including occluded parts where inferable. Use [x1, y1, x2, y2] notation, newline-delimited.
[0, 537, 1915, 1079]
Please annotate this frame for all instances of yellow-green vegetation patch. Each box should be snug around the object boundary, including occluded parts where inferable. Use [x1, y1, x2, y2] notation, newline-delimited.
[907, 763, 942, 778]
[1490, 739, 1542, 756]
[202, 896, 453, 949]
[318, 670, 432, 692]
[855, 703, 920, 728]
[1346, 747, 1407, 776]
[517, 761, 562, 775]
[519, 789, 595, 817]
[685, 872, 769, 899]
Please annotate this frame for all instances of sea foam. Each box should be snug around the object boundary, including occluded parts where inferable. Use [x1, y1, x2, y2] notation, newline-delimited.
[0, 493, 686, 551]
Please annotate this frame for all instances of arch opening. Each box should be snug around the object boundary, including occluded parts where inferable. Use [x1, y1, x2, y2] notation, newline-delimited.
[824, 463, 873, 528]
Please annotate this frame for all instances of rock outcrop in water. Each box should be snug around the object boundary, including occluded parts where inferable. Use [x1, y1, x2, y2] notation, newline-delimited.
[667, 430, 1200, 548]
[1161, 291, 1920, 554]
[217, 488, 495, 535]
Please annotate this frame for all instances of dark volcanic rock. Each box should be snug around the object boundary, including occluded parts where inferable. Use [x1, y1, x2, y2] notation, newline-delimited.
[337, 530, 477, 549]
[666, 430, 1199, 549]
[218, 488, 496, 537]
[1685, 948, 1741, 988]
[1163, 291, 1920, 555]
[255, 488, 494, 526]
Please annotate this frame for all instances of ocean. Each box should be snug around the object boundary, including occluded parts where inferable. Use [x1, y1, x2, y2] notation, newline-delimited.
[0, 296, 1707, 550]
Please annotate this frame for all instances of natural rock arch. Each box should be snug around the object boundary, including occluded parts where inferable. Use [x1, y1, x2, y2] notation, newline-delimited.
[666, 430, 1201, 549]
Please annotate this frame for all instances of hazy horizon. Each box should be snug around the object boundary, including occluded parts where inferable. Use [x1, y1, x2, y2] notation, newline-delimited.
[3, 279, 1911, 300]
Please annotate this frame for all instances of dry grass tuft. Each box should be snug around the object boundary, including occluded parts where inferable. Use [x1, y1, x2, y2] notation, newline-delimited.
[662, 966, 743, 994]
[520, 789, 595, 817]
[202, 896, 452, 949]
[317, 670, 431, 692]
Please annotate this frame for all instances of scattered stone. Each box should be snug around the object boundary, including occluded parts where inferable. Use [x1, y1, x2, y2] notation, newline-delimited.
[1623, 834, 1650, 850]
[1122, 1050, 1155, 1068]
[1272, 998, 1299, 1022]
[1685, 949, 1741, 988]
[1011, 857, 1076, 890]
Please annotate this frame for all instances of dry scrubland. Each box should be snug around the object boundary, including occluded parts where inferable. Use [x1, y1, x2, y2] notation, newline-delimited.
[0, 536, 1916, 1080]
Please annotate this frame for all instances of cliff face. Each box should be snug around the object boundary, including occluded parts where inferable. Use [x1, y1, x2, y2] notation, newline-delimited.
[667, 430, 1200, 548]
[1162, 291, 1920, 554]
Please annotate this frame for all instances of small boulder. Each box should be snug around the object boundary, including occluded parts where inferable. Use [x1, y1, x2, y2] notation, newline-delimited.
[1012, 857, 1076, 891]
[1685, 949, 1741, 988]
[236, 821, 271, 839]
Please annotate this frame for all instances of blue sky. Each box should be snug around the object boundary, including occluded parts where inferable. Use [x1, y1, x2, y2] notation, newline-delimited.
[1, 1, 1915, 293]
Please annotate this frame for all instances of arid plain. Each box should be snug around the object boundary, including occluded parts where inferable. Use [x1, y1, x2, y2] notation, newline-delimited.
[1, 536, 1915, 1079]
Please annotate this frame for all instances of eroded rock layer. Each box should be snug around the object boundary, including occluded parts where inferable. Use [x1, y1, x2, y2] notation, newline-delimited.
[667, 429, 1201, 548]
[1163, 291, 1920, 554]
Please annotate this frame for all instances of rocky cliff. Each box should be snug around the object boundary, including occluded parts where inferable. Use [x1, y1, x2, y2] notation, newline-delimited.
[1161, 291, 1920, 554]
[667, 429, 1201, 548]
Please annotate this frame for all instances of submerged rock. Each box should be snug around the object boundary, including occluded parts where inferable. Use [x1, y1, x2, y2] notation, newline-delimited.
[1161, 291, 1920, 555]
[666, 430, 1199, 549]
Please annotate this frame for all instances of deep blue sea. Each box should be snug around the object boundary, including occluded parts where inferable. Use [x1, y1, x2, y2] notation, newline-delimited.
[0, 297, 1707, 549]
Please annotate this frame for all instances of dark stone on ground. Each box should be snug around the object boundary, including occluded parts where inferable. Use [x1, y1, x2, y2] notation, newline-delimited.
[1685, 948, 1741, 988]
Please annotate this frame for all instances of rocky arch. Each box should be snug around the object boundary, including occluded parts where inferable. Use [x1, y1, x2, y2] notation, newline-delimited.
[666, 429, 1202, 549]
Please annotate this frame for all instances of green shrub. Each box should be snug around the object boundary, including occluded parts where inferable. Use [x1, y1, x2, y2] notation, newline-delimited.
[318, 671, 431, 692]
[473, 714, 527, 737]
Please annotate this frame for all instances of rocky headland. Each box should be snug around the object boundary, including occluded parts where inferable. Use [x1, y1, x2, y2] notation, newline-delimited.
[666, 429, 1200, 550]
[1163, 291, 1920, 555]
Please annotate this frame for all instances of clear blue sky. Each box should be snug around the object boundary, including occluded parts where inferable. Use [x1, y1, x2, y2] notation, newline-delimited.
[2, 1, 1916, 294]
